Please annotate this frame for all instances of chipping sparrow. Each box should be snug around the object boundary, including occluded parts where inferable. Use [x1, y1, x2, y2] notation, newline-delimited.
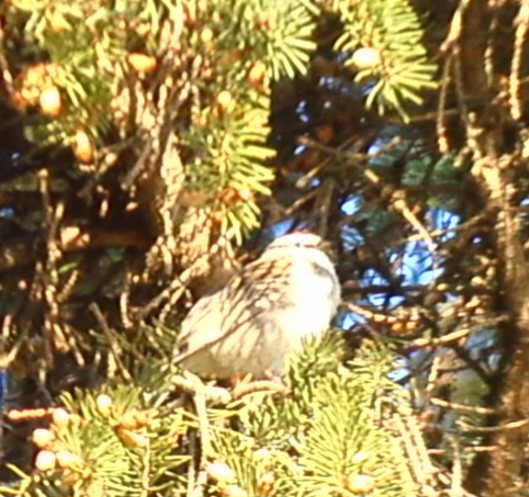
[175, 232, 341, 378]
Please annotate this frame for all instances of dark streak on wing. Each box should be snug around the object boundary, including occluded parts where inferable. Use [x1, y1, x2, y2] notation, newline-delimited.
[238, 258, 294, 307]
[309, 260, 336, 282]
[176, 257, 295, 363]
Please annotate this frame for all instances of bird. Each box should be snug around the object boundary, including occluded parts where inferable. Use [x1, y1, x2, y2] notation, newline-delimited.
[174, 232, 341, 379]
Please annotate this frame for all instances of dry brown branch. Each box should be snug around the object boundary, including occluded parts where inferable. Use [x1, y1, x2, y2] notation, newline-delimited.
[430, 398, 496, 415]
[509, 0, 529, 120]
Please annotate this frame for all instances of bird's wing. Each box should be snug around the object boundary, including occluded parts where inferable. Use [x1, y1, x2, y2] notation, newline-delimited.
[178, 290, 228, 343]
[236, 257, 295, 306]
[176, 257, 295, 354]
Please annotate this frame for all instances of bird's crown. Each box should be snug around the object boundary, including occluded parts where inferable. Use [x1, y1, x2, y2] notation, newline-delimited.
[266, 232, 323, 251]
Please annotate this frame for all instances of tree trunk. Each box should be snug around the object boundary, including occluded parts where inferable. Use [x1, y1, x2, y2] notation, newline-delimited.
[458, 1, 529, 495]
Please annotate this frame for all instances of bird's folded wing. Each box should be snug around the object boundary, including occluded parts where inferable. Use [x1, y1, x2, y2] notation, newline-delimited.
[175, 257, 296, 360]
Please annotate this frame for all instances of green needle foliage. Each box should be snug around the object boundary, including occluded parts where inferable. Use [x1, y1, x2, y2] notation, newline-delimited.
[0, 335, 420, 497]
[211, 333, 419, 497]
[211, 0, 319, 80]
[1, 0, 435, 243]
[333, 0, 437, 120]
[184, 93, 275, 243]
[0, 384, 191, 497]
